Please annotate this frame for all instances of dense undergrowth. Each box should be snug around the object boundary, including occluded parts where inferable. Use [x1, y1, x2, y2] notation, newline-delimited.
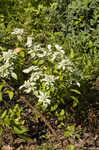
[0, 0, 99, 149]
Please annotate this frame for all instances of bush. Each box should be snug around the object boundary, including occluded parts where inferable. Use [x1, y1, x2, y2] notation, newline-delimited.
[0, 0, 98, 146]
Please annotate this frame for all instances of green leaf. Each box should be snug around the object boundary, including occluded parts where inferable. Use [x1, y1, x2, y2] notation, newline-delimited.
[69, 48, 74, 59]
[71, 96, 79, 107]
[68, 145, 74, 150]
[60, 109, 65, 116]
[75, 134, 80, 138]
[13, 126, 28, 135]
[70, 89, 81, 95]
[6, 90, 14, 100]
[11, 72, 17, 80]
[18, 134, 32, 142]
[51, 104, 58, 111]
[4, 115, 10, 126]
[64, 131, 70, 137]
[68, 125, 75, 133]
[19, 51, 25, 58]
[83, 0, 88, 5]
[0, 110, 7, 119]
[0, 92, 2, 102]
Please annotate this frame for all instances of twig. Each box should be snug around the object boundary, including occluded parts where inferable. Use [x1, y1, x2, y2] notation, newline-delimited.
[1, 79, 15, 91]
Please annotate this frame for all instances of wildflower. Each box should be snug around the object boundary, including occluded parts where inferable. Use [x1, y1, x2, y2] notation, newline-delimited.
[48, 44, 51, 50]
[19, 80, 36, 93]
[25, 37, 32, 48]
[57, 58, 73, 70]
[41, 74, 56, 87]
[36, 48, 47, 58]
[3, 49, 15, 61]
[23, 66, 41, 74]
[23, 66, 34, 73]
[37, 91, 50, 107]
[11, 28, 24, 35]
[30, 71, 43, 82]
[55, 44, 62, 50]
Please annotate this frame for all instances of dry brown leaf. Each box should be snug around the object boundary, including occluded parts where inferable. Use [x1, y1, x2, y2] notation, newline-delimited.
[1, 145, 13, 150]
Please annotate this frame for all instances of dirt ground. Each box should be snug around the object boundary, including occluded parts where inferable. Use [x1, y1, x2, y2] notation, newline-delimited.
[0, 86, 99, 150]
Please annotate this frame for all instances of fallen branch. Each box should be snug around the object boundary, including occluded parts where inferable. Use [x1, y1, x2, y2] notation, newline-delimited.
[1, 79, 15, 91]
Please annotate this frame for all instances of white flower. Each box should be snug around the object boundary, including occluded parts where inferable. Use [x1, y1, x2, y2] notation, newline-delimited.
[35, 44, 41, 49]
[11, 28, 24, 35]
[41, 74, 57, 87]
[0, 50, 15, 78]
[51, 52, 59, 62]
[76, 81, 80, 87]
[36, 48, 47, 58]
[55, 44, 62, 50]
[55, 44, 65, 55]
[0, 62, 13, 78]
[59, 49, 65, 55]
[17, 35, 22, 40]
[24, 81, 36, 93]
[58, 59, 66, 70]
[30, 71, 43, 82]
[24, 88, 32, 93]
[3, 49, 15, 61]
[48, 44, 51, 50]
[23, 66, 34, 73]
[23, 66, 40, 74]
[37, 91, 50, 107]
[20, 80, 31, 89]
[57, 58, 73, 70]
[28, 49, 35, 58]
[26, 37, 32, 48]
[19, 80, 36, 93]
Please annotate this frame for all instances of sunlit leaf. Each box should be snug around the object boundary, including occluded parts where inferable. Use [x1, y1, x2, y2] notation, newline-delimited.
[0, 110, 7, 119]
[70, 89, 81, 95]
[6, 90, 14, 100]
[13, 126, 28, 135]
[71, 96, 79, 107]
[11, 72, 17, 80]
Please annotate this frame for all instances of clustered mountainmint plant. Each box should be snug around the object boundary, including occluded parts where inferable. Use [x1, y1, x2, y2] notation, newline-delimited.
[0, 49, 17, 79]
[19, 40, 83, 108]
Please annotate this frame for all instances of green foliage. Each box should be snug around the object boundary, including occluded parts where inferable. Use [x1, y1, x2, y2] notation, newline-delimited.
[64, 125, 80, 149]
[0, 104, 28, 137]
[0, 0, 98, 146]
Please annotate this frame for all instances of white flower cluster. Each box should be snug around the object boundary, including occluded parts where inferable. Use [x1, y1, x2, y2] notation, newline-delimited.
[25, 37, 32, 48]
[37, 91, 50, 108]
[20, 43, 74, 108]
[28, 44, 47, 58]
[20, 66, 43, 93]
[20, 65, 57, 107]
[20, 80, 36, 93]
[11, 28, 24, 40]
[0, 49, 17, 79]
[20, 82, 50, 108]
[28, 43, 74, 72]
[11, 28, 24, 35]
[41, 74, 58, 89]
